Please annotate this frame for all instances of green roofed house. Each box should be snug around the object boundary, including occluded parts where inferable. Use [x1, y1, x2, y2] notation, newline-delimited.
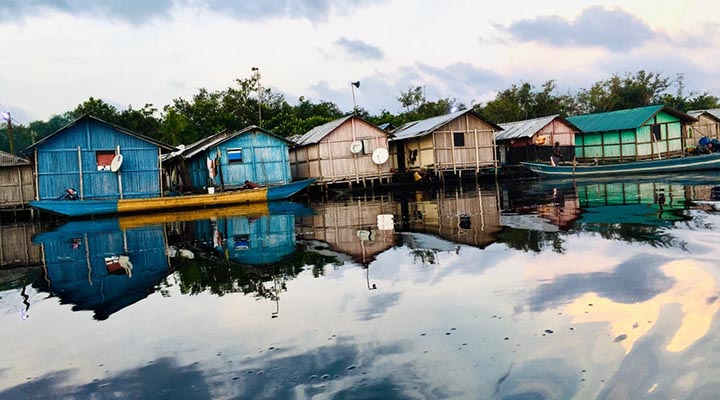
[567, 105, 697, 162]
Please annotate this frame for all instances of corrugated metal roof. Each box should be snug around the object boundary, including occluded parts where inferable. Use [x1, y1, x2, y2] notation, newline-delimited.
[390, 109, 503, 141]
[165, 125, 291, 161]
[497, 115, 559, 141]
[24, 114, 175, 153]
[567, 105, 696, 133]
[688, 109, 720, 122]
[0, 150, 30, 167]
[294, 115, 354, 146]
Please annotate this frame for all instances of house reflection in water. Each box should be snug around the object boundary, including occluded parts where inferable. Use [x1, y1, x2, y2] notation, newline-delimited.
[402, 187, 503, 249]
[296, 195, 396, 266]
[194, 213, 297, 266]
[32, 220, 171, 320]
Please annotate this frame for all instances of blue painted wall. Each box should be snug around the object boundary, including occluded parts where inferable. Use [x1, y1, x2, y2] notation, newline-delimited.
[35, 117, 163, 200]
[187, 129, 291, 189]
[194, 214, 296, 265]
[35, 222, 169, 320]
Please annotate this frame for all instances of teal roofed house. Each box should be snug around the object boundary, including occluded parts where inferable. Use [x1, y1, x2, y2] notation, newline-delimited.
[567, 105, 697, 162]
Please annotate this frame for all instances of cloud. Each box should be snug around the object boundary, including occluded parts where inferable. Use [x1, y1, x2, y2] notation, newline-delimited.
[0, 0, 176, 25]
[335, 37, 384, 60]
[503, 6, 659, 52]
[0, 0, 382, 25]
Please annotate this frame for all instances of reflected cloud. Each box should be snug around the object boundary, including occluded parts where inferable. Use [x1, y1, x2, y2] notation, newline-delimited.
[0, 358, 211, 400]
[356, 292, 401, 321]
[528, 253, 675, 312]
[495, 358, 580, 400]
[564, 259, 720, 353]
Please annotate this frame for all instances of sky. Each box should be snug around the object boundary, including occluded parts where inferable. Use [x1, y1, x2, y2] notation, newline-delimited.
[1, 0, 720, 124]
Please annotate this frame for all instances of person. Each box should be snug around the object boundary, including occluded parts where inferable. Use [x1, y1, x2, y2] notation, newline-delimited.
[242, 180, 259, 189]
[551, 142, 561, 166]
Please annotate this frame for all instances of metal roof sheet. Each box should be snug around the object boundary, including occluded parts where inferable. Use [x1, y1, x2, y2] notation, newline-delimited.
[0, 150, 30, 167]
[688, 108, 720, 122]
[497, 115, 559, 141]
[24, 114, 175, 153]
[567, 105, 696, 133]
[391, 109, 468, 140]
[164, 125, 291, 161]
[294, 115, 354, 146]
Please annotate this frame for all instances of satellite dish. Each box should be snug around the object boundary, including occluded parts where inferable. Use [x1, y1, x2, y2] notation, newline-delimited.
[110, 154, 123, 172]
[350, 140, 363, 154]
[371, 148, 389, 165]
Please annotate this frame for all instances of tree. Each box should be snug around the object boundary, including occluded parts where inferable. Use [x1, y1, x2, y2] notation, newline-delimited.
[70, 97, 119, 121]
[575, 71, 672, 114]
[397, 86, 426, 113]
[475, 80, 574, 123]
[116, 104, 160, 137]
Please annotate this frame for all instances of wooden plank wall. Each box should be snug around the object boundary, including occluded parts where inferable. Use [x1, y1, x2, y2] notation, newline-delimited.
[290, 119, 393, 184]
[0, 166, 34, 209]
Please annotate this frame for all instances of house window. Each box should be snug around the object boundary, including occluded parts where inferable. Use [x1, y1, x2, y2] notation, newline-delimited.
[228, 148, 243, 163]
[453, 132, 465, 147]
[651, 124, 662, 141]
[96, 151, 115, 171]
[362, 139, 372, 154]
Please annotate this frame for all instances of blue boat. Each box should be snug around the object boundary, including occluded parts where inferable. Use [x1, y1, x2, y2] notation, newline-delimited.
[521, 153, 720, 177]
[29, 178, 315, 217]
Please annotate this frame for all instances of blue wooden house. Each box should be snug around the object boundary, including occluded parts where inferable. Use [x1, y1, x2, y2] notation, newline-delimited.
[164, 125, 292, 191]
[194, 213, 297, 265]
[25, 114, 174, 201]
[32, 220, 170, 320]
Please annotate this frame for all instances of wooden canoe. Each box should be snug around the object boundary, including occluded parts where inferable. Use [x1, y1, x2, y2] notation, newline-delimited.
[521, 153, 720, 178]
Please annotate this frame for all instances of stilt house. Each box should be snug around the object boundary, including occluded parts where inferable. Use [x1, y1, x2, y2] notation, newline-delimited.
[567, 105, 697, 162]
[24, 115, 174, 201]
[496, 115, 580, 165]
[289, 115, 393, 186]
[687, 109, 720, 145]
[390, 109, 502, 176]
[164, 126, 291, 192]
[0, 151, 34, 209]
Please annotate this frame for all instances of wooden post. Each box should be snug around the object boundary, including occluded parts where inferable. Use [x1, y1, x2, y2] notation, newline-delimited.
[77, 146, 84, 200]
[116, 145, 123, 199]
[33, 148, 39, 201]
[159, 148, 165, 196]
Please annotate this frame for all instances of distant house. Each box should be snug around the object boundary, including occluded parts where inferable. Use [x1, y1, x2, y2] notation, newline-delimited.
[687, 109, 720, 145]
[289, 115, 393, 186]
[390, 109, 502, 175]
[378, 122, 396, 133]
[496, 115, 580, 165]
[24, 114, 174, 201]
[567, 105, 697, 162]
[164, 125, 292, 191]
[0, 150, 34, 209]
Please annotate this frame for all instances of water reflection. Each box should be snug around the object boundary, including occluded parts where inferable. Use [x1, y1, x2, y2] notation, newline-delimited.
[4, 174, 720, 398]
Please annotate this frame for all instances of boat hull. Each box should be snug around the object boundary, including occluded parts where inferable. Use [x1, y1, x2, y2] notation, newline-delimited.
[521, 154, 720, 177]
[29, 179, 315, 217]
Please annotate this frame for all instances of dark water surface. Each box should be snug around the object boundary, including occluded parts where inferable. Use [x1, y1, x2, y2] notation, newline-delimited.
[4, 173, 720, 399]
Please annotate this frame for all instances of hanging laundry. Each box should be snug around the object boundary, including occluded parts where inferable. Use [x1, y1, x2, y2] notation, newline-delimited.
[207, 157, 216, 180]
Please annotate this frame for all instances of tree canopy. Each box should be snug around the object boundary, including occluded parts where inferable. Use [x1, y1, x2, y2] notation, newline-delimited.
[2, 70, 718, 154]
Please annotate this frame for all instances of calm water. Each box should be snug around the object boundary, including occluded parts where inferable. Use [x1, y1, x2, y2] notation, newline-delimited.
[3, 173, 720, 399]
